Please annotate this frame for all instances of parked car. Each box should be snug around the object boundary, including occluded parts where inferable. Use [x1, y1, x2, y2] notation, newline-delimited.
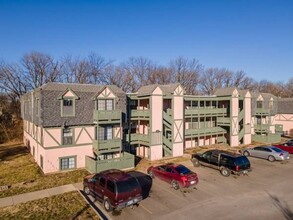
[242, 146, 290, 162]
[83, 169, 143, 212]
[274, 142, 293, 154]
[191, 150, 251, 177]
[147, 163, 198, 190]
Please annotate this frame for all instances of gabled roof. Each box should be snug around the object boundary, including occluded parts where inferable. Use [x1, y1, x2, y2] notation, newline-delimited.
[251, 92, 276, 100]
[214, 87, 237, 96]
[137, 84, 159, 96]
[159, 83, 182, 94]
[238, 89, 250, 97]
[136, 83, 183, 96]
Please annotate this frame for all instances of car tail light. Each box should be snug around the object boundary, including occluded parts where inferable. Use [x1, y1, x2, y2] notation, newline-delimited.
[236, 165, 239, 171]
[280, 153, 284, 156]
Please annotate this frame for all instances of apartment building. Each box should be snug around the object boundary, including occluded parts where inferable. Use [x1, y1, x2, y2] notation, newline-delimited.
[21, 83, 134, 174]
[21, 83, 293, 174]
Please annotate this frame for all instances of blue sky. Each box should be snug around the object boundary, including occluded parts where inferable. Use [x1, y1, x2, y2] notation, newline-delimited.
[0, 0, 292, 82]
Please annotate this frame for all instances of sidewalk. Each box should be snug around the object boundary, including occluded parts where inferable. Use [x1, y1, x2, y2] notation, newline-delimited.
[0, 182, 83, 208]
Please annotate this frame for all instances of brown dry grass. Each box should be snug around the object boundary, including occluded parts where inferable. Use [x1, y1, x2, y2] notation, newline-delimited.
[0, 191, 99, 220]
[0, 142, 89, 198]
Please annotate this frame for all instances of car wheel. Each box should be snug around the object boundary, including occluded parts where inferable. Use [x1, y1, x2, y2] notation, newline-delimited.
[103, 198, 113, 212]
[148, 170, 154, 179]
[84, 186, 90, 195]
[220, 168, 231, 177]
[171, 180, 179, 190]
[243, 151, 250, 157]
[191, 158, 200, 167]
[268, 155, 275, 162]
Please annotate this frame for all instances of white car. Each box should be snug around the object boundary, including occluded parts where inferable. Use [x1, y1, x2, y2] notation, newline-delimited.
[243, 146, 290, 162]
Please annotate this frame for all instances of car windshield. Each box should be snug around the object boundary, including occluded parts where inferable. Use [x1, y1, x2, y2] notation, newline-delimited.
[175, 165, 191, 175]
[235, 156, 250, 166]
[116, 177, 139, 193]
[271, 147, 283, 153]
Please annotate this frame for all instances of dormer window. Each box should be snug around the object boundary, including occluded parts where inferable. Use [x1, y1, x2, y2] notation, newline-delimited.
[59, 88, 79, 117]
[257, 101, 263, 108]
[62, 99, 74, 116]
[97, 99, 114, 111]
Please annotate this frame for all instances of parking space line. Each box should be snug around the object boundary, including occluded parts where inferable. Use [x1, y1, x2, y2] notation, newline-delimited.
[154, 182, 188, 202]
[140, 204, 153, 214]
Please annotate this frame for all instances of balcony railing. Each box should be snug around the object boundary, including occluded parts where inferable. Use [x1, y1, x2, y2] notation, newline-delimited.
[126, 133, 150, 145]
[130, 109, 150, 118]
[185, 108, 227, 116]
[217, 117, 230, 126]
[254, 124, 270, 133]
[255, 108, 270, 115]
[93, 139, 121, 154]
[185, 127, 226, 136]
[85, 152, 135, 173]
[93, 110, 121, 122]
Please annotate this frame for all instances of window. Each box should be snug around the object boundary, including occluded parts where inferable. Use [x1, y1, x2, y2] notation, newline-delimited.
[269, 100, 274, 110]
[63, 128, 73, 145]
[257, 101, 263, 108]
[98, 126, 113, 140]
[62, 99, 74, 116]
[60, 156, 76, 170]
[107, 180, 115, 193]
[33, 147, 35, 157]
[99, 177, 106, 187]
[40, 155, 43, 169]
[97, 99, 114, 110]
[36, 99, 40, 116]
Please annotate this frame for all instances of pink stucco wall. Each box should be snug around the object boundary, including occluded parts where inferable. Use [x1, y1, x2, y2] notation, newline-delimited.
[150, 145, 162, 160]
[44, 145, 93, 173]
[274, 114, 293, 134]
[151, 95, 163, 132]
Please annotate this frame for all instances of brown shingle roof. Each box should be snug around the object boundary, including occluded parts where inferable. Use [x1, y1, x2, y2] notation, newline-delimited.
[136, 83, 182, 96]
[214, 87, 237, 96]
[277, 98, 293, 114]
[41, 82, 125, 95]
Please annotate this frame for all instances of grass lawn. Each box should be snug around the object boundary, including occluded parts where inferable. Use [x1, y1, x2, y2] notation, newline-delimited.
[0, 191, 99, 220]
[0, 142, 89, 198]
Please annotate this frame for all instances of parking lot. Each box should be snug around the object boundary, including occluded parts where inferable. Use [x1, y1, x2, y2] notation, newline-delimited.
[86, 157, 293, 220]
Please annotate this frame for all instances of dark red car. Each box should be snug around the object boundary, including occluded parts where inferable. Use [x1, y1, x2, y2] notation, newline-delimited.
[147, 163, 198, 190]
[83, 169, 143, 212]
[274, 142, 293, 154]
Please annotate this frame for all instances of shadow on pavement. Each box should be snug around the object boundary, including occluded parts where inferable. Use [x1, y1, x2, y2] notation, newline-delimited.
[268, 193, 293, 220]
[128, 171, 153, 199]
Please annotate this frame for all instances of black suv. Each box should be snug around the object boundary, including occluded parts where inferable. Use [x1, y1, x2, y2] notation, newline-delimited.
[191, 150, 251, 177]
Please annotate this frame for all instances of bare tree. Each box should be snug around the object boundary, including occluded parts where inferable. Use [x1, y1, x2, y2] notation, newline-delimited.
[199, 68, 228, 95]
[88, 53, 113, 84]
[147, 66, 172, 85]
[61, 55, 91, 84]
[21, 51, 61, 89]
[169, 57, 202, 94]
[119, 57, 155, 90]
[0, 61, 28, 99]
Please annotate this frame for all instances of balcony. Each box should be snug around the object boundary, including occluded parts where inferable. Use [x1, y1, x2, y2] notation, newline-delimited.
[217, 117, 230, 126]
[255, 108, 270, 116]
[254, 124, 270, 133]
[85, 152, 135, 173]
[185, 127, 226, 136]
[130, 109, 150, 119]
[93, 139, 121, 154]
[185, 108, 227, 116]
[93, 110, 121, 123]
[126, 133, 150, 145]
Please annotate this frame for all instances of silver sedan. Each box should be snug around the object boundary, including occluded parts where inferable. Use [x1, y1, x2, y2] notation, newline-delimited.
[242, 146, 290, 162]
